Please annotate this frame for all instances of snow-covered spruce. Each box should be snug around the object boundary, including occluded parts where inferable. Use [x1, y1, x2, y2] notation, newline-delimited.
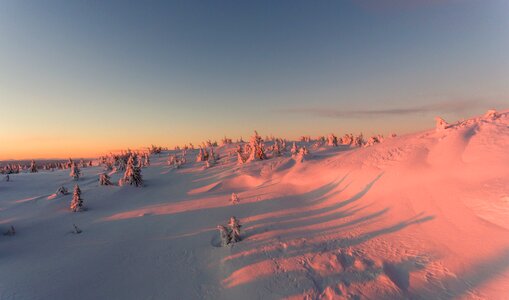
[228, 216, 242, 243]
[99, 173, 112, 186]
[69, 162, 81, 180]
[70, 184, 84, 212]
[217, 225, 231, 247]
[29, 160, 38, 173]
[119, 155, 143, 187]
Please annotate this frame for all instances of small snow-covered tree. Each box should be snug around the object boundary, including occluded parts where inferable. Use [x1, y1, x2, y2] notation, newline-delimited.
[327, 134, 338, 147]
[435, 117, 448, 131]
[217, 225, 231, 247]
[56, 186, 69, 195]
[3, 225, 15, 236]
[295, 146, 310, 162]
[70, 184, 83, 212]
[73, 224, 82, 234]
[196, 148, 208, 162]
[290, 142, 298, 155]
[231, 192, 239, 204]
[228, 216, 242, 243]
[144, 153, 150, 166]
[99, 173, 112, 185]
[69, 162, 81, 180]
[29, 160, 38, 173]
[119, 155, 143, 187]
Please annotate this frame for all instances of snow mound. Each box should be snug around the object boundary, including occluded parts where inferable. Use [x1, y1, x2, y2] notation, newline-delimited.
[1, 110, 508, 299]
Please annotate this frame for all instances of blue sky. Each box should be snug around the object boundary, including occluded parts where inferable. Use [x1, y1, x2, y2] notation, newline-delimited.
[1, 0, 508, 158]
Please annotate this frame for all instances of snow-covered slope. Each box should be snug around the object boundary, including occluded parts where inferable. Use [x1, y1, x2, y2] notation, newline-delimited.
[1, 111, 508, 300]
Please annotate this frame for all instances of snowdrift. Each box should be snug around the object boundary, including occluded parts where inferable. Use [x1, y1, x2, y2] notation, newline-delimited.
[1, 111, 508, 299]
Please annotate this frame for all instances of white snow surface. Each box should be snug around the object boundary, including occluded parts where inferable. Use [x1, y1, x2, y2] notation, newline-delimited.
[1, 111, 509, 299]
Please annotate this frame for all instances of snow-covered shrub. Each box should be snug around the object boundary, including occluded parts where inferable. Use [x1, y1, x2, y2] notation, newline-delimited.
[484, 109, 499, 120]
[99, 173, 112, 185]
[228, 216, 242, 243]
[56, 186, 69, 195]
[231, 193, 239, 204]
[70, 184, 83, 212]
[221, 136, 233, 145]
[290, 142, 298, 155]
[435, 117, 449, 131]
[3, 225, 15, 236]
[217, 225, 231, 247]
[73, 224, 82, 234]
[149, 145, 163, 155]
[364, 136, 381, 147]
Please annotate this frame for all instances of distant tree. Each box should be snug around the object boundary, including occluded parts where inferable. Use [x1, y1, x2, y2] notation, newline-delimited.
[29, 160, 38, 173]
[70, 184, 83, 212]
[144, 153, 150, 167]
[327, 134, 338, 147]
[435, 117, 449, 131]
[291, 142, 298, 155]
[99, 173, 112, 186]
[69, 162, 81, 180]
[119, 155, 143, 187]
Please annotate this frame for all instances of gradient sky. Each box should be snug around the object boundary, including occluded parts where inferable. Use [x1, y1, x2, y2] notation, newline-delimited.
[1, 0, 508, 159]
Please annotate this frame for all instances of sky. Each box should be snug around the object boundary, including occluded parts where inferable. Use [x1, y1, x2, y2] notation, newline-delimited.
[1, 0, 508, 159]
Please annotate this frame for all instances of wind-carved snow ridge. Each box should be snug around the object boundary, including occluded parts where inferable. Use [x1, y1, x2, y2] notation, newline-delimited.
[0, 110, 508, 299]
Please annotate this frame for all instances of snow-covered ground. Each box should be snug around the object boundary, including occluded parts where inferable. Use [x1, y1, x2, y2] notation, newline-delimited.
[1, 111, 508, 300]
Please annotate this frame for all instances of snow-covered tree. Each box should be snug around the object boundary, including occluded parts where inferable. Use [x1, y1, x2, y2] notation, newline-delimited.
[3, 225, 15, 236]
[56, 186, 69, 195]
[295, 146, 310, 163]
[99, 173, 112, 185]
[119, 155, 143, 187]
[353, 134, 364, 147]
[29, 160, 38, 173]
[144, 153, 150, 167]
[196, 148, 208, 162]
[228, 216, 242, 243]
[291, 142, 298, 155]
[231, 192, 239, 204]
[435, 117, 449, 131]
[217, 225, 231, 247]
[484, 109, 499, 120]
[364, 136, 381, 147]
[69, 162, 81, 180]
[70, 184, 83, 212]
[327, 134, 338, 147]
